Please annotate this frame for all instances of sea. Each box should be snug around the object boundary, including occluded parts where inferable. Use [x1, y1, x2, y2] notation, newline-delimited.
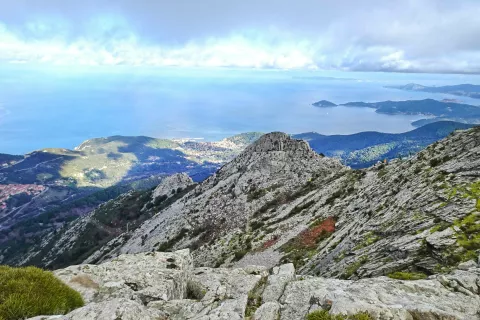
[1, 64, 480, 154]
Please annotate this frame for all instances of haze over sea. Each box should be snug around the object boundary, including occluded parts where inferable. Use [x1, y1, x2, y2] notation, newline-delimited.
[1, 64, 480, 155]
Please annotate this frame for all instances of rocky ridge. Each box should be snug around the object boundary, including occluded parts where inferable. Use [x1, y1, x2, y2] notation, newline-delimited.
[76, 127, 480, 282]
[28, 250, 480, 320]
[1, 123, 472, 270]
[93, 132, 346, 267]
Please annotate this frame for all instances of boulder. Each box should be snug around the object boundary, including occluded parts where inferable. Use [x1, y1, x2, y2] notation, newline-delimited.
[152, 173, 194, 200]
[54, 250, 192, 304]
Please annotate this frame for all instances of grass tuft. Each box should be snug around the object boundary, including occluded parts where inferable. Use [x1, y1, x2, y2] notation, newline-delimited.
[0, 266, 84, 320]
[387, 271, 427, 280]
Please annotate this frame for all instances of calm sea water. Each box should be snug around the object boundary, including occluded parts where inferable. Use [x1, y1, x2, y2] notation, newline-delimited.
[1, 65, 480, 154]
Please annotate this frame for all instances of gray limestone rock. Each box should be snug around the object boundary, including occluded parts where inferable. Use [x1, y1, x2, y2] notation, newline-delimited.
[253, 302, 281, 320]
[54, 250, 192, 304]
[152, 173, 194, 200]
[27, 251, 480, 320]
[262, 263, 295, 303]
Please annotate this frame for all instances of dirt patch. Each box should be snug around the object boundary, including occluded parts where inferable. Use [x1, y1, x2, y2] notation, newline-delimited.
[70, 275, 100, 289]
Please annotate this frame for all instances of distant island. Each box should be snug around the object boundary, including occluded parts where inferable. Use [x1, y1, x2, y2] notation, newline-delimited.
[312, 100, 337, 107]
[311, 98, 480, 127]
[385, 83, 480, 99]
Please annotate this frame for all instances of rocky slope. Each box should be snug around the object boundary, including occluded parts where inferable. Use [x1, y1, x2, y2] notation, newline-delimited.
[93, 132, 346, 266]
[1, 122, 468, 255]
[52, 126, 477, 283]
[2, 174, 196, 268]
[0, 133, 261, 267]
[28, 250, 480, 320]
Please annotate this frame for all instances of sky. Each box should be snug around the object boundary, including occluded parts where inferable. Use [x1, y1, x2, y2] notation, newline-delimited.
[1, 0, 480, 73]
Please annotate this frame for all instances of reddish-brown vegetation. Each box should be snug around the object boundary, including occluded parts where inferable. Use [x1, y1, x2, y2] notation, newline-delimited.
[262, 236, 279, 249]
[298, 216, 336, 249]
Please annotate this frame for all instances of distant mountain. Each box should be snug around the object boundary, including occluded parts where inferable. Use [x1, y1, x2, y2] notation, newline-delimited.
[312, 100, 337, 107]
[0, 133, 264, 190]
[342, 99, 480, 117]
[294, 121, 475, 168]
[386, 83, 480, 99]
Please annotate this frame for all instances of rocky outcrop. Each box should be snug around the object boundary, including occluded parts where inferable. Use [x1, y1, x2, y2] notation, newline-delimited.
[152, 173, 194, 200]
[28, 250, 480, 320]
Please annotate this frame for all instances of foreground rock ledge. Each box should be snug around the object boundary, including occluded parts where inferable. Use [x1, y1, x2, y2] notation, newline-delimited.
[29, 250, 480, 320]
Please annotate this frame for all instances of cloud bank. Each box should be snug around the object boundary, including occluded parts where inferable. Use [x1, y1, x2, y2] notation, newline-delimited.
[1, 0, 480, 73]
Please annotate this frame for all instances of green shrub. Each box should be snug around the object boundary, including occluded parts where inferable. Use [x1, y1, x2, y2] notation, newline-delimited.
[0, 266, 84, 320]
[233, 250, 248, 261]
[341, 256, 368, 279]
[306, 309, 372, 320]
[387, 271, 427, 280]
[429, 158, 441, 167]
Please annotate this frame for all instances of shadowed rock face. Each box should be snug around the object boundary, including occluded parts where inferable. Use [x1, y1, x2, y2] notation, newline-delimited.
[27, 250, 480, 320]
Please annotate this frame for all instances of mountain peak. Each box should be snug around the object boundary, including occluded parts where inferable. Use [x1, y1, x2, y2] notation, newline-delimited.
[246, 132, 311, 153]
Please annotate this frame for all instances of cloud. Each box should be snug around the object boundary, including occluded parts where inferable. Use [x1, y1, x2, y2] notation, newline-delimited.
[1, 0, 480, 73]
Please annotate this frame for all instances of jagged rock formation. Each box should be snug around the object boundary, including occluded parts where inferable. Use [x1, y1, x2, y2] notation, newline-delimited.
[2, 124, 472, 269]
[27, 250, 480, 320]
[152, 173, 194, 200]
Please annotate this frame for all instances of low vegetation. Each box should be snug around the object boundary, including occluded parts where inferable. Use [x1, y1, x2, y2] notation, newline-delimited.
[341, 256, 368, 279]
[281, 217, 335, 268]
[0, 266, 84, 320]
[306, 309, 372, 320]
[387, 271, 427, 280]
[353, 232, 380, 250]
[245, 276, 267, 318]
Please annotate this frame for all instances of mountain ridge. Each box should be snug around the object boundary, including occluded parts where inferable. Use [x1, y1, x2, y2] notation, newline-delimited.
[1, 123, 477, 270]
[293, 121, 475, 167]
[4, 126, 480, 320]
[16, 126, 480, 283]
